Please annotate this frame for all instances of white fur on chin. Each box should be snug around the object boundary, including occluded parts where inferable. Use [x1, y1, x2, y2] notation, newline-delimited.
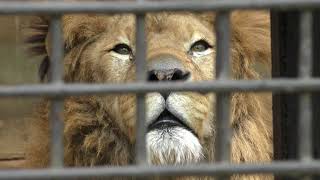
[146, 127, 203, 165]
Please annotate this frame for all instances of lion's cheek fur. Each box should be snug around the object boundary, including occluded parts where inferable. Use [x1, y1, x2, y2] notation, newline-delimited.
[118, 94, 137, 143]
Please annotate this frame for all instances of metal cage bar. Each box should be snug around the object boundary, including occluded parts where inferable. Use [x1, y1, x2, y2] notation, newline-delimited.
[49, 16, 64, 84]
[135, 13, 147, 165]
[215, 11, 231, 180]
[298, 11, 313, 161]
[48, 15, 64, 168]
[3, 79, 320, 98]
[215, 11, 231, 163]
[3, 162, 320, 179]
[0, 1, 320, 14]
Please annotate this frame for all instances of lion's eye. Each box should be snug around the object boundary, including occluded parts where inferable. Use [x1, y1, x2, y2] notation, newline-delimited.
[112, 43, 132, 55]
[190, 40, 212, 52]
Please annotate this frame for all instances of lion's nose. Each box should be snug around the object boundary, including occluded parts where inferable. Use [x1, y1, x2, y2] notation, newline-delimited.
[148, 69, 190, 81]
[147, 55, 190, 82]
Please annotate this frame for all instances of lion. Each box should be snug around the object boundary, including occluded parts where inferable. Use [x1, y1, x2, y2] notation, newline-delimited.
[24, 10, 272, 179]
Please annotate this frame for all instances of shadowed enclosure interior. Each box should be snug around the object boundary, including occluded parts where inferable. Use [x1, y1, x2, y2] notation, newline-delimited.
[0, 0, 319, 179]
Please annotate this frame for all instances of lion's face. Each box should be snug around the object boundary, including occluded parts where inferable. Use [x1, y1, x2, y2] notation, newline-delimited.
[26, 10, 271, 170]
[62, 13, 216, 165]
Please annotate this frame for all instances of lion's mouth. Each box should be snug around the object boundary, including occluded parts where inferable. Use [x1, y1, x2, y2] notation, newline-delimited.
[147, 109, 196, 136]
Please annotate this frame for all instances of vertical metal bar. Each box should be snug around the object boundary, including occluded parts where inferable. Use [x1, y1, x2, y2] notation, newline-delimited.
[49, 16, 64, 84]
[299, 12, 313, 79]
[216, 12, 231, 80]
[49, 99, 64, 168]
[298, 11, 313, 161]
[135, 14, 147, 165]
[49, 15, 64, 168]
[215, 10, 231, 167]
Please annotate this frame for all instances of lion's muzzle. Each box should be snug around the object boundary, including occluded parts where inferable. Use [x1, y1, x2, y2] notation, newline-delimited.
[145, 53, 194, 133]
[145, 53, 203, 165]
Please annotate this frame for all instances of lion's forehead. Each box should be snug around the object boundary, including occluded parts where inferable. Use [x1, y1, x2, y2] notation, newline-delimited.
[62, 13, 213, 47]
[142, 15, 213, 51]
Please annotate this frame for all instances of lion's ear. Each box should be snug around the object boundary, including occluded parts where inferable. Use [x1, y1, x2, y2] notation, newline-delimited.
[231, 11, 271, 66]
[24, 15, 108, 82]
[25, 15, 108, 55]
[62, 15, 108, 50]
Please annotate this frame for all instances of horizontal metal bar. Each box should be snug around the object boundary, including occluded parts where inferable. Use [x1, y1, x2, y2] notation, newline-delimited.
[0, 79, 320, 97]
[1, 161, 320, 179]
[0, 0, 319, 14]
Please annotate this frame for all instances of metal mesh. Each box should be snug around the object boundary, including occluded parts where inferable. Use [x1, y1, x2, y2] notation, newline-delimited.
[0, 0, 318, 179]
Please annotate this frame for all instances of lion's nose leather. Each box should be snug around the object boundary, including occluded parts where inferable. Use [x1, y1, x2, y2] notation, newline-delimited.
[147, 55, 190, 82]
[148, 69, 190, 81]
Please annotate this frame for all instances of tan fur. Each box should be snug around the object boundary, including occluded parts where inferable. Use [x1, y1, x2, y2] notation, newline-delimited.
[25, 11, 272, 179]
